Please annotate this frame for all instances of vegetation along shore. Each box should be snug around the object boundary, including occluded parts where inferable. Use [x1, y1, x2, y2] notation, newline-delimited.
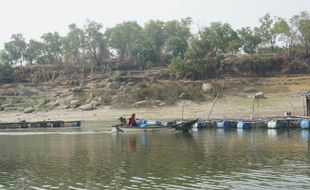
[0, 12, 309, 123]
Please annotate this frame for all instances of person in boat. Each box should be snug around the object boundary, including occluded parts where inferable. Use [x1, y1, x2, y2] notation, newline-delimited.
[128, 113, 138, 127]
[119, 117, 127, 125]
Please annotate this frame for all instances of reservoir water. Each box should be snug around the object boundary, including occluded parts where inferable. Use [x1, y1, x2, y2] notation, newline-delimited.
[0, 125, 310, 189]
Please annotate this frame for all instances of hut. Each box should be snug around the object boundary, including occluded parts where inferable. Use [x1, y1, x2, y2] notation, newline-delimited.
[300, 90, 310, 116]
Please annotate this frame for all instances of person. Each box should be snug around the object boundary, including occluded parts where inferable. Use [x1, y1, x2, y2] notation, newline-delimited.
[128, 113, 138, 127]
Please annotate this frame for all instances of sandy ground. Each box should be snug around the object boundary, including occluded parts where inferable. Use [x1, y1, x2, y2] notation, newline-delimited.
[0, 93, 306, 123]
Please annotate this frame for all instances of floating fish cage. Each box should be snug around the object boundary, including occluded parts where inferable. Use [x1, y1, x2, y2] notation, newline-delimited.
[216, 120, 232, 129]
[299, 119, 310, 129]
[267, 120, 289, 129]
[237, 121, 252, 129]
[193, 121, 217, 129]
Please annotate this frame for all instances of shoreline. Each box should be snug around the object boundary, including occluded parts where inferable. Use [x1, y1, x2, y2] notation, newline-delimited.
[0, 94, 306, 123]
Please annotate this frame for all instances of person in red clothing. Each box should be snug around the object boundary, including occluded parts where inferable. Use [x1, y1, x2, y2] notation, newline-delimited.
[128, 113, 138, 127]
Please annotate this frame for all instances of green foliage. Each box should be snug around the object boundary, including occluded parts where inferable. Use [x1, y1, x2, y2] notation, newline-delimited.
[84, 20, 110, 66]
[106, 21, 144, 63]
[238, 27, 262, 54]
[0, 63, 13, 76]
[168, 56, 187, 77]
[112, 71, 122, 81]
[200, 22, 240, 54]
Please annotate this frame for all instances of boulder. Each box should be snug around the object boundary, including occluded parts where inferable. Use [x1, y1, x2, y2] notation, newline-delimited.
[202, 83, 213, 93]
[72, 86, 83, 93]
[80, 103, 94, 111]
[253, 92, 265, 99]
[70, 100, 81, 108]
[24, 107, 35, 114]
[90, 100, 100, 107]
[243, 87, 257, 92]
[132, 100, 148, 107]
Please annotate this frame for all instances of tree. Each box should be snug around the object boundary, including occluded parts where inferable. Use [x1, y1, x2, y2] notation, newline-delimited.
[299, 19, 310, 56]
[238, 27, 261, 54]
[273, 17, 291, 50]
[143, 20, 165, 62]
[258, 13, 276, 51]
[41, 32, 63, 64]
[62, 23, 86, 63]
[106, 21, 143, 63]
[162, 18, 192, 58]
[200, 22, 240, 54]
[163, 36, 188, 58]
[3, 34, 27, 66]
[289, 11, 310, 56]
[84, 20, 110, 66]
[24, 39, 45, 64]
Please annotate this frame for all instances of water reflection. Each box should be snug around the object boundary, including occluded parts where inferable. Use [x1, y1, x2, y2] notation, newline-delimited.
[0, 128, 309, 189]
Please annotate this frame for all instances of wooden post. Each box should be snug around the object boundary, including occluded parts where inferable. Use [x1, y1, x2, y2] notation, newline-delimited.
[252, 99, 255, 121]
[181, 101, 185, 120]
[307, 95, 310, 117]
[206, 93, 220, 121]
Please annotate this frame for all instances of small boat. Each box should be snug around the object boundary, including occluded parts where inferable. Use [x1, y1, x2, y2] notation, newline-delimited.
[111, 119, 198, 133]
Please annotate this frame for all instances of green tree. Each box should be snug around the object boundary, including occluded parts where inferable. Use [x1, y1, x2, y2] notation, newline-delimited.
[41, 32, 63, 64]
[258, 13, 276, 51]
[273, 17, 291, 50]
[3, 34, 27, 66]
[162, 18, 192, 58]
[63, 23, 86, 63]
[143, 20, 165, 62]
[24, 39, 45, 64]
[299, 19, 310, 56]
[84, 20, 110, 66]
[200, 22, 240, 54]
[238, 27, 261, 54]
[106, 21, 143, 63]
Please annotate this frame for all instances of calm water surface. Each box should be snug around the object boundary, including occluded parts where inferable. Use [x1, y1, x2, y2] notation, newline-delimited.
[0, 123, 310, 189]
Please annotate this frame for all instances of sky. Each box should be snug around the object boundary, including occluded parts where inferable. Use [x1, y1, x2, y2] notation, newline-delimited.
[1, 0, 310, 48]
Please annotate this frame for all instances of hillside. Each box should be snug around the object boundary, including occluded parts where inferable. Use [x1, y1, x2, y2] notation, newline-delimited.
[0, 63, 309, 122]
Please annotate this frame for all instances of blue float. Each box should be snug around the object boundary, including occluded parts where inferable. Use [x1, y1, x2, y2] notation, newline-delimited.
[216, 120, 231, 129]
[237, 121, 252, 129]
[300, 119, 310, 129]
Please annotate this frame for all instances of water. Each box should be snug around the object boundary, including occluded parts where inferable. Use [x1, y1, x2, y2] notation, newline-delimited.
[0, 125, 310, 189]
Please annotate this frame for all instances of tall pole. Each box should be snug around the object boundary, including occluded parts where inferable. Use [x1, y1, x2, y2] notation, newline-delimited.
[181, 102, 185, 120]
[207, 93, 220, 121]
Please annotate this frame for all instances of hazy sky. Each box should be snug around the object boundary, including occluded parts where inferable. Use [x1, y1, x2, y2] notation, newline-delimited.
[1, 0, 310, 48]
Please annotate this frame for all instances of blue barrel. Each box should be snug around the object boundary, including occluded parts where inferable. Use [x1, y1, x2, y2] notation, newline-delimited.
[216, 120, 231, 129]
[268, 120, 288, 129]
[237, 121, 252, 129]
[194, 121, 207, 129]
[300, 119, 310, 129]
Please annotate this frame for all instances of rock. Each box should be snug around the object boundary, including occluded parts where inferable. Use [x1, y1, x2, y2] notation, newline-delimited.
[119, 85, 128, 92]
[24, 107, 35, 114]
[202, 83, 213, 93]
[132, 100, 148, 107]
[72, 86, 83, 93]
[36, 99, 49, 108]
[90, 100, 100, 107]
[47, 101, 60, 107]
[243, 87, 257, 92]
[80, 103, 94, 111]
[127, 82, 135, 86]
[253, 92, 265, 99]
[179, 92, 187, 99]
[70, 100, 81, 108]
[158, 102, 166, 107]
[3, 107, 19, 112]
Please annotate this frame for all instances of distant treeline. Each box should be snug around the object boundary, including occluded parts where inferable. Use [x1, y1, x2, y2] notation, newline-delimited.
[0, 12, 309, 80]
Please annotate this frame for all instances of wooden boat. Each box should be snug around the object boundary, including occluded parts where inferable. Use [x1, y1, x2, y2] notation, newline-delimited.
[111, 119, 198, 133]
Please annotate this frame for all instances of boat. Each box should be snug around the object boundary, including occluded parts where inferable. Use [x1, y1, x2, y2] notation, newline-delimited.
[111, 119, 198, 133]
